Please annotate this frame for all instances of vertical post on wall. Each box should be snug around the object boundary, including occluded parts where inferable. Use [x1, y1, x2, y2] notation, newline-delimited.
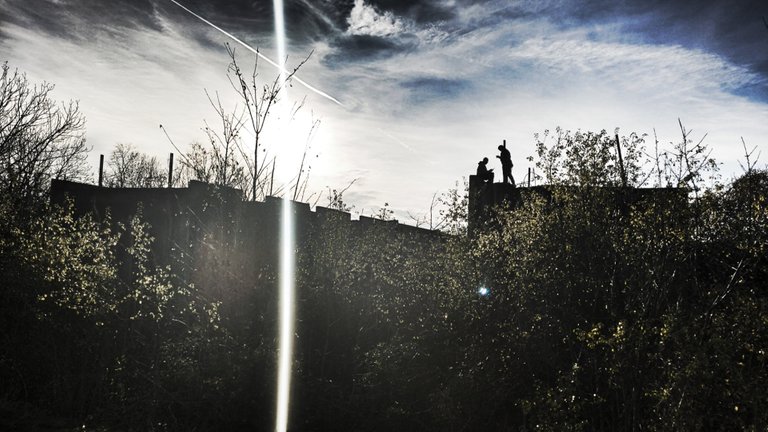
[270, 158, 276, 197]
[168, 153, 174, 188]
[98, 154, 104, 187]
[615, 134, 627, 187]
[528, 167, 531, 187]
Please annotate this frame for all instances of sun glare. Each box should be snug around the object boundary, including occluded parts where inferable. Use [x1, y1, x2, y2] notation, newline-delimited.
[264, 108, 322, 191]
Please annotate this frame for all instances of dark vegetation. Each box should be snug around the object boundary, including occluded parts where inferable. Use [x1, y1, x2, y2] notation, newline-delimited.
[1, 60, 767, 431]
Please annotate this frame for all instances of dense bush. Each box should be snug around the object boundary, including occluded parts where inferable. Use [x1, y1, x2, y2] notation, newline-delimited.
[1, 127, 765, 431]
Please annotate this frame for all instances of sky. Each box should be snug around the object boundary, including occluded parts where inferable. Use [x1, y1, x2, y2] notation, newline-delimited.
[1, 0, 767, 221]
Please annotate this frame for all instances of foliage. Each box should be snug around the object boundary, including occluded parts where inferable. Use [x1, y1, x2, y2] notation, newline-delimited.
[287, 127, 767, 431]
[1, 200, 227, 429]
[0, 62, 89, 208]
[533, 128, 646, 186]
[2, 112, 766, 431]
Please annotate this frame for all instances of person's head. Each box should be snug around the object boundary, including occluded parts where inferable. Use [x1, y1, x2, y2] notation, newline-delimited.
[498, 145, 503, 151]
[482, 157, 488, 164]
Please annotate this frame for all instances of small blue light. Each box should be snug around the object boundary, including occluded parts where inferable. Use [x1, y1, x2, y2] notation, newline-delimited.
[478, 287, 490, 296]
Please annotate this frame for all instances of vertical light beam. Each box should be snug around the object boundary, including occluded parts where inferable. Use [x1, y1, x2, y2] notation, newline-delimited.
[274, 1, 294, 432]
[276, 198, 294, 432]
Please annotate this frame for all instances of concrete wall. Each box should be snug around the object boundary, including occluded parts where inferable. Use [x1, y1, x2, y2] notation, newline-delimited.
[468, 174, 687, 234]
[50, 179, 439, 273]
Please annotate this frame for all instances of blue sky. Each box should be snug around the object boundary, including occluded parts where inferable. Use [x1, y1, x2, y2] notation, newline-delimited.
[1, 0, 767, 220]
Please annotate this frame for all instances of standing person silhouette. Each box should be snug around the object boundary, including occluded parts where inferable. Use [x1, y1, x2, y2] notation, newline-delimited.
[497, 141, 515, 186]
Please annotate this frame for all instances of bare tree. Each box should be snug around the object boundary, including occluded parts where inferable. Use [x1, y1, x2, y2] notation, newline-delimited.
[292, 113, 321, 201]
[0, 62, 89, 205]
[406, 180, 469, 233]
[104, 143, 167, 188]
[324, 178, 358, 212]
[738, 137, 760, 175]
[169, 44, 319, 200]
[173, 44, 315, 201]
[407, 192, 444, 230]
[219, 43, 311, 200]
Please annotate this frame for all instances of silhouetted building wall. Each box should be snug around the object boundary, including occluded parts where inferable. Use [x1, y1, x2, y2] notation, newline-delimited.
[50, 179, 439, 276]
[468, 175, 687, 234]
[50, 177, 686, 276]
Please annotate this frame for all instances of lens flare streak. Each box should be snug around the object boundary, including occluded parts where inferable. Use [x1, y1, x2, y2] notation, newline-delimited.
[166, 2, 317, 430]
[276, 198, 294, 432]
[273, 3, 294, 432]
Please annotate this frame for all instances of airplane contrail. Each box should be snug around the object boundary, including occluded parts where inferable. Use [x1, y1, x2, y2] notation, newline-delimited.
[168, 0, 344, 107]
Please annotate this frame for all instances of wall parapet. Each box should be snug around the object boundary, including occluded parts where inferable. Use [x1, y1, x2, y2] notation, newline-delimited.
[50, 179, 439, 267]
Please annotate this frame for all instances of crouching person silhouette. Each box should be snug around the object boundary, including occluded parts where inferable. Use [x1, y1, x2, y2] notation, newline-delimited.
[477, 157, 494, 183]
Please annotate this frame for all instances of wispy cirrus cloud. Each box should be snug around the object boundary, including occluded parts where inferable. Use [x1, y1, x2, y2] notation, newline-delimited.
[304, 5, 768, 215]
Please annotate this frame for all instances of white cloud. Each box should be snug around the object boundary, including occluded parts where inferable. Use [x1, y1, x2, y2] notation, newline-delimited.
[346, 0, 406, 37]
